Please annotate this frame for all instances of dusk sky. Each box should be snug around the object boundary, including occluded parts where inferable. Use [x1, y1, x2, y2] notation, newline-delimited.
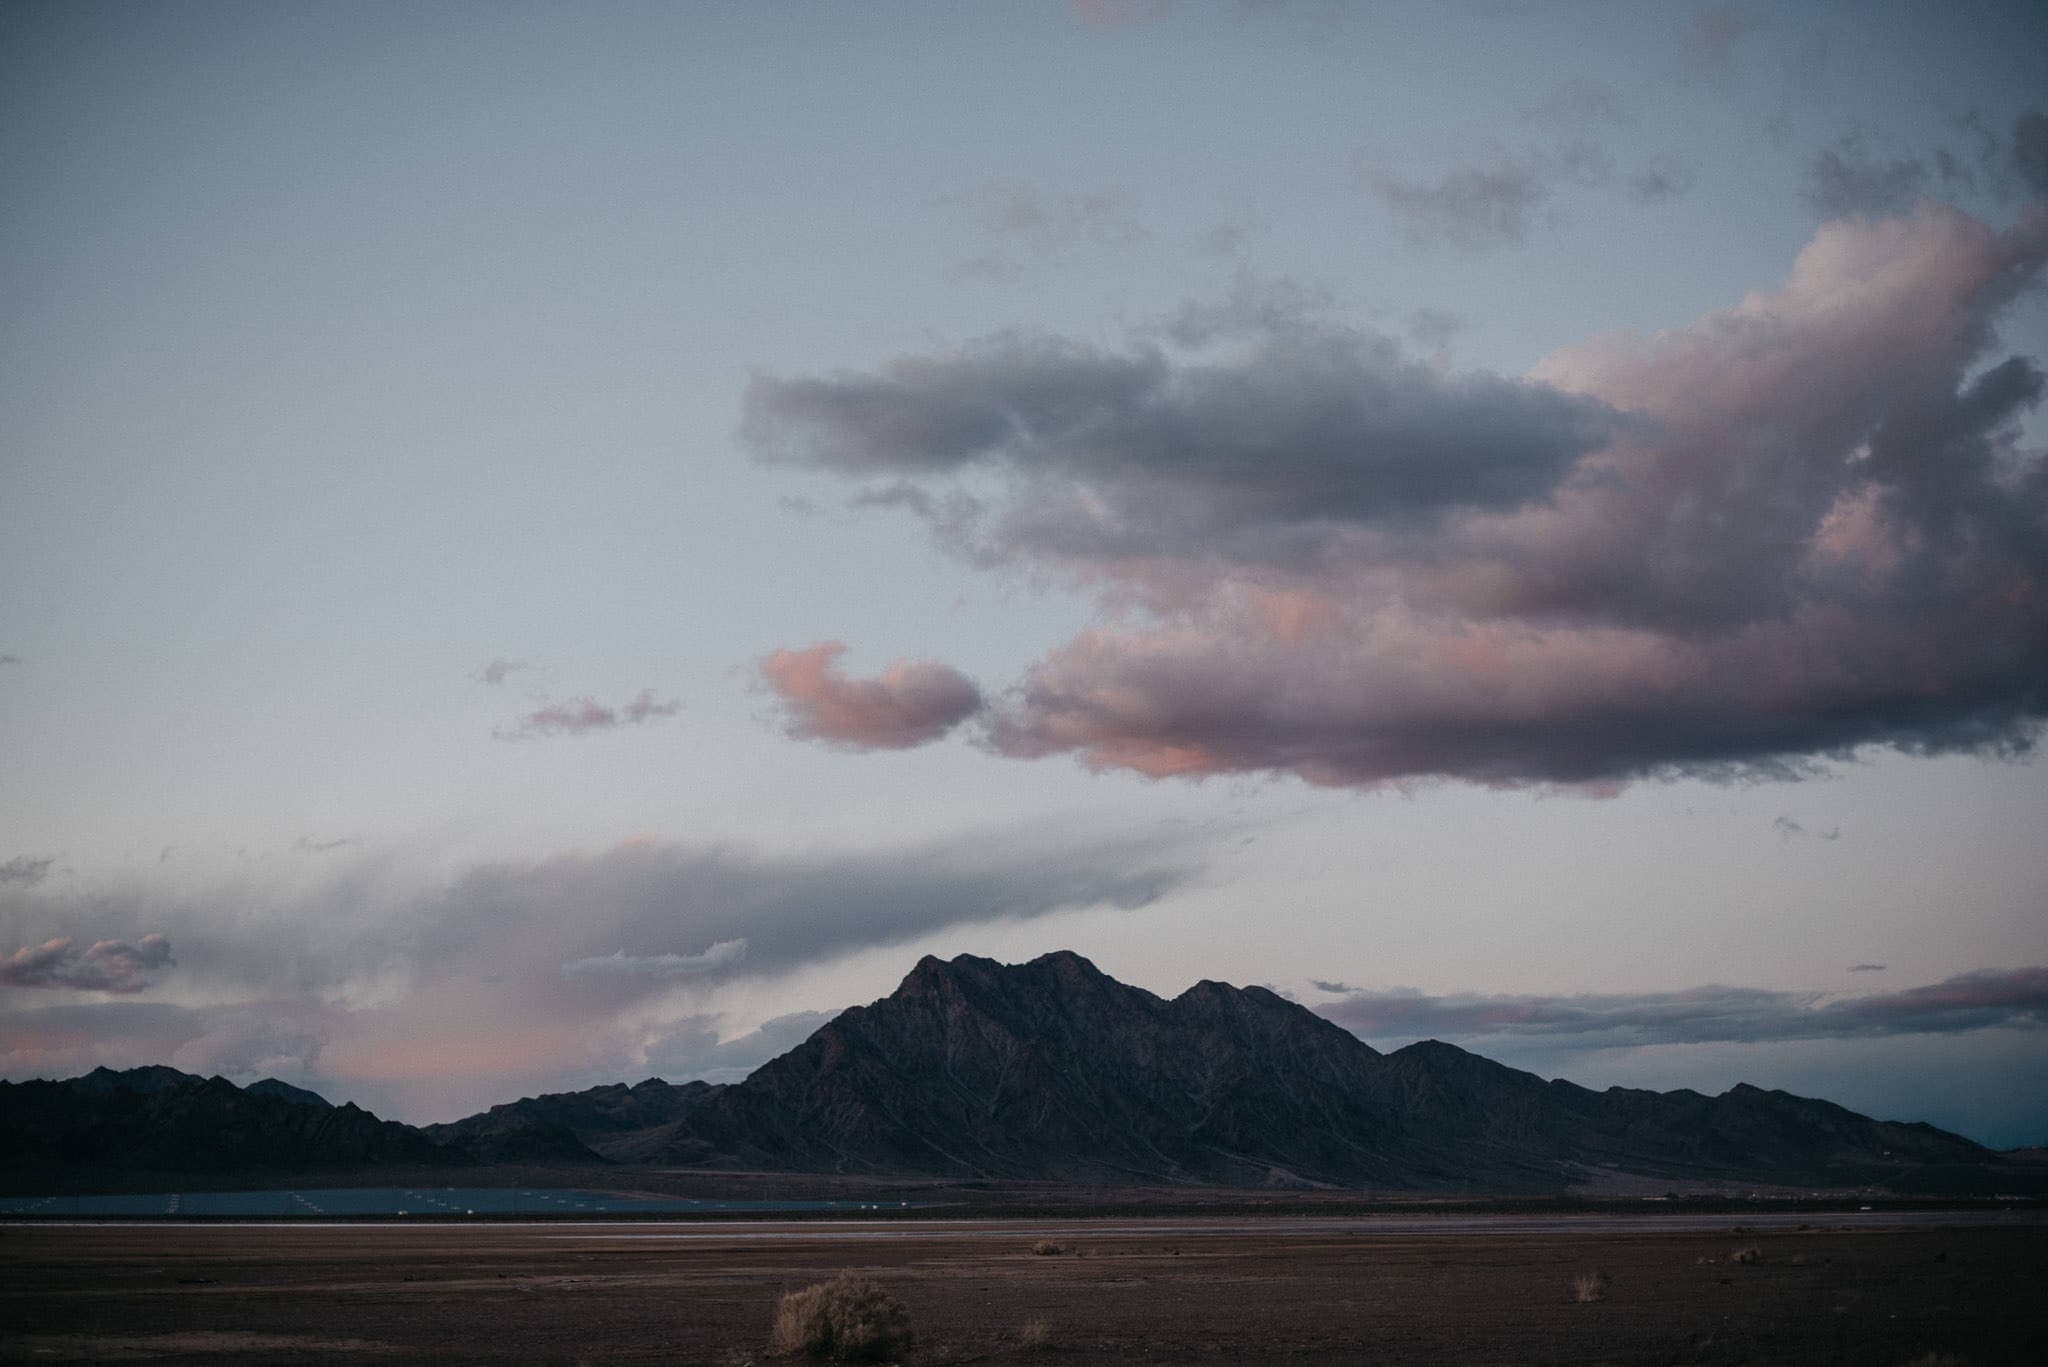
[4, 1, 2046, 1146]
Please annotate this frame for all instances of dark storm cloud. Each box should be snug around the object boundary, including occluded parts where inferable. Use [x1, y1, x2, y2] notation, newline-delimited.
[0, 934, 172, 993]
[753, 203, 2048, 790]
[492, 689, 681, 741]
[1316, 967, 2048, 1048]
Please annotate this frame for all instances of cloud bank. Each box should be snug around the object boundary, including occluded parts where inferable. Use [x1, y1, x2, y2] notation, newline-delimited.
[0, 825, 1200, 1119]
[1315, 966, 2048, 1048]
[759, 641, 982, 749]
[0, 934, 173, 993]
[748, 202, 2048, 789]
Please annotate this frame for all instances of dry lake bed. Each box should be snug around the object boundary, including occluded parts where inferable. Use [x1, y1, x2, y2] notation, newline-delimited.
[5, 1212, 2044, 1364]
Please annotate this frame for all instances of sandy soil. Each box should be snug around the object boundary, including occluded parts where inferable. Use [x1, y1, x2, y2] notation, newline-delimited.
[4, 1216, 2042, 1364]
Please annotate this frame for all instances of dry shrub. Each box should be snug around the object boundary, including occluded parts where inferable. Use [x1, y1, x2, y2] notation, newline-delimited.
[771, 1272, 913, 1362]
[1730, 1245, 1763, 1265]
[1571, 1270, 1611, 1303]
[1018, 1317, 1055, 1351]
[1030, 1239, 1068, 1256]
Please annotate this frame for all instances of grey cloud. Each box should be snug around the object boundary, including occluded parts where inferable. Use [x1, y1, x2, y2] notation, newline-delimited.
[1805, 139, 1929, 217]
[492, 689, 681, 740]
[1316, 966, 2048, 1048]
[2015, 111, 2048, 197]
[1309, 979, 1358, 995]
[0, 933, 173, 993]
[1683, 7, 1752, 77]
[1849, 963, 1887, 973]
[562, 938, 748, 980]
[745, 327, 1620, 567]
[0, 653, 20, 666]
[1527, 78, 1630, 129]
[1628, 159, 1697, 202]
[1404, 308, 1461, 351]
[1, 855, 56, 888]
[475, 657, 532, 686]
[295, 836, 356, 854]
[1772, 816, 1839, 841]
[0, 823, 1206, 1119]
[1358, 140, 1617, 253]
[758, 203, 2048, 789]
[1363, 153, 1553, 252]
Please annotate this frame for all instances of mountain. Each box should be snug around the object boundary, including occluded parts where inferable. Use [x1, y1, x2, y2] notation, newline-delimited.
[0, 1066, 451, 1179]
[420, 1078, 714, 1164]
[624, 951, 1996, 1190]
[4, 954, 2022, 1194]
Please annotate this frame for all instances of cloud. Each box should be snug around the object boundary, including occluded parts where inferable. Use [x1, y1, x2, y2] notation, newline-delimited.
[295, 836, 356, 854]
[1805, 139, 1929, 217]
[756, 203, 2048, 789]
[1359, 144, 1608, 252]
[563, 938, 749, 980]
[1628, 158, 1697, 202]
[0, 855, 55, 888]
[1, 825, 1200, 1119]
[492, 689, 681, 741]
[2014, 111, 2048, 197]
[1070, 0, 1171, 27]
[759, 641, 983, 750]
[1316, 966, 2048, 1048]
[1849, 963, 1887, 973]
[474, 657, 532, 685]
[1772, 816, 1840, 841]
[1683, 6, 1752, 77]
[0, 653, 21, 666]
[0, 934, 173, 993]
[1526, 77, 1631, 130]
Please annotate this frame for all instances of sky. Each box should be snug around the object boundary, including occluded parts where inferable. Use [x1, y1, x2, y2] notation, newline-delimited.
[3, 1, 2046, 1147]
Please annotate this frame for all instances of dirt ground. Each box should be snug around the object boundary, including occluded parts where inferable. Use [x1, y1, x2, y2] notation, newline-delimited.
[3, 1217, 2042, 1365]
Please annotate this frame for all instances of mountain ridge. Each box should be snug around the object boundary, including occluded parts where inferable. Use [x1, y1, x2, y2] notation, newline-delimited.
[3, 951, 2032, 1195]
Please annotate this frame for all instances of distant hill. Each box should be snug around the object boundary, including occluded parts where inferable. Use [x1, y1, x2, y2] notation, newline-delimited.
[4, 953, 2034, 1195]
[0, 1067, 450, 1179]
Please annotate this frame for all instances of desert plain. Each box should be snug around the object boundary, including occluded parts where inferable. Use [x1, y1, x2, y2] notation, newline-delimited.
[4, 1209, 2044, 1365]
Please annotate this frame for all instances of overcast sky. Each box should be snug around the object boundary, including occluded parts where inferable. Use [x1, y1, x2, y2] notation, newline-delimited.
[4, 0, 2046, 1146]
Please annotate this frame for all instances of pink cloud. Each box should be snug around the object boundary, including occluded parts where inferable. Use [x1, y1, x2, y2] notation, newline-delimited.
[0, 934, 173, 993]
[760, 641, 982, 750]
[752, 202, 2048, 789]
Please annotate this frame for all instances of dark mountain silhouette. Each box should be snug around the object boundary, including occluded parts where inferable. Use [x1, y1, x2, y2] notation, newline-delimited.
[3, 953, 2026, 1194]
[0, 1067, 448, 1177]
[617, 951, 1992, 1190]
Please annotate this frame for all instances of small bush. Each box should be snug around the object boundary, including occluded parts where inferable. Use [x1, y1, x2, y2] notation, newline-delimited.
[1030, 1240, 1068, 1256]
[1730, 1244, 1763, 1265]
[771, 1272, 914, 1362]
[1018, 1317, 1055, 1351]
[1571, 1270, 1611, 1303]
